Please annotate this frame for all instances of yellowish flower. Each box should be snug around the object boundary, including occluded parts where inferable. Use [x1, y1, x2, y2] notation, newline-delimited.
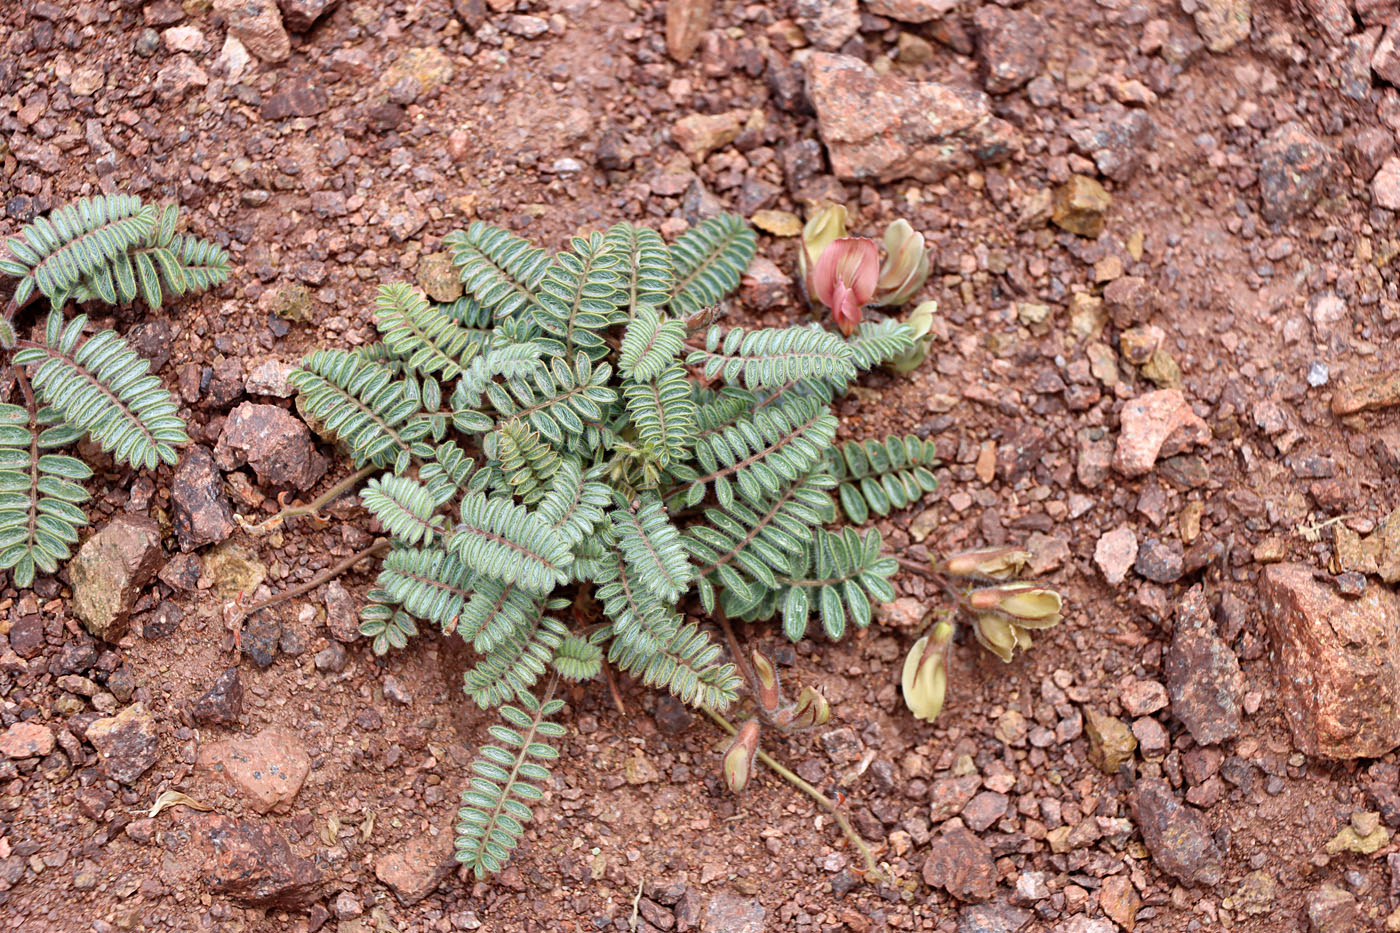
[873, 219, 930, 307]
[937, 546, 1031, 581]
[901, 621, 952, 723]
[798, 204, 849, 299]
[887, 300, 937, 375]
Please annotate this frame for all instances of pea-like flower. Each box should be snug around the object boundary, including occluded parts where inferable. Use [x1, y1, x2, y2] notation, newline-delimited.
[873, 219, 930, 307]
[901, 621, 953, 723]
[798, 203, 849, 299]
[938, 546, 1032, 582]
[811, 237, 880, 336]
[967, 583, 1063, 628]
[722, 718, 761, 794]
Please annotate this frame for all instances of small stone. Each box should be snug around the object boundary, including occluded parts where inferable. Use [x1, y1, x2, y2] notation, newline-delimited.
[261, 78, 330, 120]
[314, 642, 347, 673]
[503, 13, 549, 36]
[214, 0, 290, 63]
[200, 728, 310, 814]
[1256, 122, 1335, 224]
[1068, 107, 1156, 183]
[672, 110, 749, 163]
[69, 514, 164, 642]
[652, 694, 693, 735]
[375, 835, 455, 905]
[1307, 883, 1363, 933]
[805, 52, 1018, 183]
[87, 703, 160, 785]
[1121, 680, 1168, 717]
[198, 814, 322, 907]
[1098, 875, 1140, 931]
[1376, 22, 1400, 84]
[1326, 818, 1390, 855]
[864, 0, 956, 22]
[1084, 708, 1137, 774]
[417, 252, 462, 303]
[739, 256, 792, 310]
[794, 0, 859, 50]
[930, 773, 983, 822]
[1192, 0, 1250, 51]
[922, 826, 997, 902]
[1233, 870, 1277, 916]
[1331, 371, 1400, 415]
[1113, 389, 1211, 477]
[325, 580, 360, 642]
[244, 359, 296, 398]
[383, 675, 413, 705]
[1130, 777, 1224, 887]
[1094, 526, 1138, 585]
[203, 541, 267, 601]
[962, 792, 1009, 832]
[1051, 175, 1111, 238]
[1135, 537, 1184, 583]
[625, 751, 661, 785]
[215, 403, 327, 491]
[154, 54, 209, 100]
[277, 0, 339, 31]
[172, 445, 235, 552]
[189, 668, 243, 726]
[974, 5, 1046, 94]
[163, 25, 206, 51]
[0, 721, 56, 759]
[1374, 156, 1400, 210]
[379, 46, 455, 99]
[956, 902, 1033, 933]
[1261, 563, 1400, 758]
[1166, 585, 1244, 746]
[332, 890, 363, 919]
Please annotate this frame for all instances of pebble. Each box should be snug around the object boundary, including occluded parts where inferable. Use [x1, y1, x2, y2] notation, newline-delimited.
[1120, 680, 1168, 717]
[1374, 156, 1400, 210]
[957, 902, 1033, 933]
[1094, 526, 1138, 585]
[200, 728, 310, 814]
[1166, 585, 1244, 745]
[214, 403, 328, 491]
[1189, 0, 1250, 50]
[922, 825, 997, 901]
[314, 642, 348, 673]
[973, 5, 1046, 94]
[0, 721, 56, 759]
[375, 835, 456, 905]
[69, 515, 164, 642]
[1331, 371, 1400, 415]
[1306, 883, 1363, 932]
[198, 814, 322, 907]
[325, 580, 361, 643]
[794, 0, 859, 50]
[214, 0, 290, 63]
[172, 445, 236, 552]
[1130, 777, 1224, 887]
[383, 675, 413, 706]
[1256, 122, 1335, 223]
[262, 79, 331, 120]
[189, 668, 244, 726]
[86, 703, 160, 786]
[962, 792, 1009, 832]
[805, 52, 1018, 182]
[1051, 175, 1111, 238]
[863, 0, 956, 21]
[672, 110, 749, 163]
[1113, 389, 1211, 477]
[1084, 708, 1137, 774]
[277, 0, 340, 31]
[1134, 537, 1184, 583]
[1068, 107, 1156, 183]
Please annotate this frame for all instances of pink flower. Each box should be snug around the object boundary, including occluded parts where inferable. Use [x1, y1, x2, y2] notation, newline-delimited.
[810, 237, 879, 336]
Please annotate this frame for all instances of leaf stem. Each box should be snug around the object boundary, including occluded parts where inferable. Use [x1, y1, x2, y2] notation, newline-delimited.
[237, 463, 377, 534]
[698, 704, 887, 884]
[240, 538, 389, 616]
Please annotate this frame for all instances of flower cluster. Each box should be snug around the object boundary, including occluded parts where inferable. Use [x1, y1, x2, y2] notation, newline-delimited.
[799, 206, 931, 336]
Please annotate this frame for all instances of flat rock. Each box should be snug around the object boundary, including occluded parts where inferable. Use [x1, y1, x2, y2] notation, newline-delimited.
[1256, 122, 1334, 224]
[172, 445, 235, 552]
[1376, 20, 1400, 84]
[214, 402, 327, 491]
[0, 721, 55, 759]
[795, 0, 859, 50]
[1113, 389, 1211, 478]
[199, 814, 322, 907]
[1165, 585, 1243, 745]
[672, 109, 749, 163]
[189, 668, 244, 726]
[69, 514, 164, 642]
[416, 251, 462, 303]
[930, 773, 984, 822]
[1260, 563, 1400, 758]
[374, 834, 456, 905]
[325, 579, 360, 642]
[214, 0, 289, 63]
[805, 52, 1019, 183]
[1067, 107, 1156, 183]
[1332, 370, 1400, 415]
[863, 0, 957, 21]
[261, 78, 330, 120]
[1129, 777, 1224, 887]
[958, 902, 1033, 933]
[87, 703, 159, 785]
[1373, 155, 1400, 210]
[923, 825, 997, 901]
[200, 727, 310, 813]
[703, 892, 766, 933]
[1094, 526, 1138, 585]
[1307, 883, 1362, 932]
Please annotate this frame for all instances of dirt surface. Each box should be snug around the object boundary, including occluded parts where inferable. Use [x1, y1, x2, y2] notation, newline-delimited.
[5, 0, 1400, 930]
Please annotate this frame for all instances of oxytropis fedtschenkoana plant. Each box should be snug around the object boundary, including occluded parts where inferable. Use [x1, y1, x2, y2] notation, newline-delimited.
[255, 211, 956, 881]
[0, 194, 228, 585]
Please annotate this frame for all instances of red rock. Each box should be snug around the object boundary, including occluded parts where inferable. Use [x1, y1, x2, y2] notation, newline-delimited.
[1129, 778, 1223, 887]
[374, 834, 455, 905]
[277, 0, 338, 31]
[86, 703, 159, 785]
[794, 0, 858, 50]
[922, 825, 997, 901]
[805, 52, 1020, 183]
[172, 444, 234, 552]
[214, 402, 327, 491]
[189, 668, 243, 726]
[199, 814, 322, 907]
[1260, 563, 1400, 758]
[1094, 526, 1138, 585]
[1375, 19, 1400, 85]
[200, 728, 309, 814]
[1112, 389, 1211, 478]
[1165, 585, 1243, 746]
[0, 721, 55, 759]
[863, 0, 957, 22]
[69, 514, 164, 642]
[1373, 155, 1400, 210]
[213, 0, 289, 63]
[671, 110, 748, 163]
[973, 5, 1046, 94]
[1256, 123, 1335, 224]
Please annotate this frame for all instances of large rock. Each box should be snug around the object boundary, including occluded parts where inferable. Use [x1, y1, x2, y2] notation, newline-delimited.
[200, 728, 310, 814]
[805, 52, 1019, 183]
[1256, 123, 1334, 224]
[1113, 389, 1211, 478]
[214, 402, 327, 491]
[172, 445, 234, 552]
[198, 814, 322, 907]
[87, 703, 160, 785]
[1129, 778, 1224, 887]
[374, 835, 456, 905]
[69, 514, 164, 642]
[214, 0, 290, 63]
[1260, 563, 1400, 758]
[277, 0, 339, 31]
[1165, 586, 1244, 745]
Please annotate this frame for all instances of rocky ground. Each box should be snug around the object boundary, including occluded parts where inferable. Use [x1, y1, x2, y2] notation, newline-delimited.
[5, 0, 1400, 930]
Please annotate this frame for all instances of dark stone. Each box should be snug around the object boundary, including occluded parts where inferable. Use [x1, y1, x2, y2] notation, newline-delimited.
[86, 703, 159, 786]
[1256, 122, 1335, 224]
[144, 600, 185, 639]
[1129, 777, 1224, 887]
[1135, 537, 1184, 583]
[214, 402, 327, 491]
[190, 668, 243, 726]
[69, 514, 164, 642]
[54, 640, 97, 676]
[367, 102, 405, 133]
[125, 319, 173, 373]
[261, 79, 330, 120]
[451, 0, 486, 29]
[1165, 585, 1243, 745]
[1067, 106, 1157, 183]
[203, 358, 245, 410]
[922, 825, 997, 901]
[277, 0, 339, 31]
[653, 694, 694, 735]
[8, 615, 44, 659]
[1345, 126, 1395, 182]
[172, 445, 235, 552]
[199, 814, 323, 907]
[243, 614, 282, 669]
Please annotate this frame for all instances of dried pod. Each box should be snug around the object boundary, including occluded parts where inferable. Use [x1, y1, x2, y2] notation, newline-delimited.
[873, 219, 930, 307]
[785, 685, 830, 731]
[722, 718, 761, 794]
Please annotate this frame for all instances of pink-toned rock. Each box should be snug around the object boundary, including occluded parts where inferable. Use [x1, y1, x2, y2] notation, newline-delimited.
[69, 514, 164, 642]
[1373, 156, 1400, 210]
[1260, 563, 1400, 758]
[0, 721, 55, 759]
[214, 402, 327, 491]
[214, 0, 289, 63]
[863, 0, 958, 22]
[1094, 526, 1138, 585]
[375, 834, 455, 905]
[805, 52, 1020, 183]
[1112, 389, 1211, 477]
[1374, 20, 1400, 85]
[200, 728, 310, 814]
[671, 109, 749, 162]
[198, 814, 322, 907]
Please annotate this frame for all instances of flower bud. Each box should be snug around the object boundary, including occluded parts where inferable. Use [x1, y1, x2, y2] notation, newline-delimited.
[972, 613, 1018, 663]
[937, 546, 1031, 581]
[971, 583, 1063, 628]
[798, 204, 850, 298]
[787, 685, 831, 730]
[886, 300, 937, 375]
[722, 718, 761, 794]
[751, 648, 781, 713]
[901, 621, 952, 723]
[873, 219, 930, 307]
[811, 237, 879, 336]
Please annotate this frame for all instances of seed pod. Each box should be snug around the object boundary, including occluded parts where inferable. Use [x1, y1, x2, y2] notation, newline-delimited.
[722, 718, 761, 794]
[937, 546, 1031, 581]
[786, 685, 831, 730]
